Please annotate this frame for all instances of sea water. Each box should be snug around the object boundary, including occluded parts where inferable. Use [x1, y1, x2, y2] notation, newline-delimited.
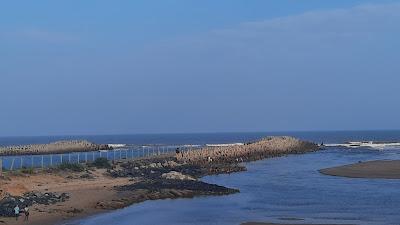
[2, 130, 400, 147]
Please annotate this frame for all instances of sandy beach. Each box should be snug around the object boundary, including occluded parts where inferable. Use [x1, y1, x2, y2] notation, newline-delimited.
[0, 169, 133, 225]
[319, 160, 400, 179]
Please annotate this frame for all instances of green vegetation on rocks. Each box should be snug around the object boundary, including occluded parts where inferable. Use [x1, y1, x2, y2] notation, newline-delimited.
[90, 157, 112, 169]
[57, 162, 85, 172]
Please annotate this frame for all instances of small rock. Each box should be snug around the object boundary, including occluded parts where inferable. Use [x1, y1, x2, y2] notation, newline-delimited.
[161, 171, 196, 181]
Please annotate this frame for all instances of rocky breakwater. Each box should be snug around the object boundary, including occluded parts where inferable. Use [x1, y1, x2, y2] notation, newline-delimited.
[176, 136, 319, 165]
[0, 140, 112, 156]
[102, 137, 318, 209]
[98, 156, 240, 209]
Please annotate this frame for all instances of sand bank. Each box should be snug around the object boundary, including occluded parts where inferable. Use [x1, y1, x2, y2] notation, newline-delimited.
[319, 160, 400, 179]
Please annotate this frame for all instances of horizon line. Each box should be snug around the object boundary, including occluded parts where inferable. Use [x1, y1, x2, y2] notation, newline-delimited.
[1, 129, 400, 139]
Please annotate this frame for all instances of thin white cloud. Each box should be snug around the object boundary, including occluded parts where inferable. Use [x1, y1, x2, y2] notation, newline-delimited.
[133, 2, 400, 103]
[149, 2, 400, 66]
[216, 3, 400, 35]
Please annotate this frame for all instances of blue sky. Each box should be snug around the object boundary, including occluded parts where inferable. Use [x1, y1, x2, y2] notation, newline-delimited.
[1, 0, 400, 136]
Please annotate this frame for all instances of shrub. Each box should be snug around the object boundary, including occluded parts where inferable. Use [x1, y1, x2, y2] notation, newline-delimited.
[21, 167, 34, 174]
[90, 157, 111, 169]
[58, 162, 84, 172]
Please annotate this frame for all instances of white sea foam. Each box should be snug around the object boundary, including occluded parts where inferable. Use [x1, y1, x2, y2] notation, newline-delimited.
[206, 143, 244, 147]
[325, 141, 400, 150]
[108, 144, 127, 148]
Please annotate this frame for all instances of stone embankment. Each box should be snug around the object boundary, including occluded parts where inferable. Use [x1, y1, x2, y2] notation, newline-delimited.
[102, 137, 319, 210]
[0, 140, 112, 156]
[176, 136, 319, 164]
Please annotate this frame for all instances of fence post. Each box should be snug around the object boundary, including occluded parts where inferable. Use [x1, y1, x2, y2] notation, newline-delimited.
[106, 151, 109, 160]
[20, 157, 23, 169]
[68, 154, 71, 163]
[31, 156, 34, 168]
[119, 150, 122, 160]
[11, 158, 15, 171]
[0, 158, 3, 176]
[92, 152, 95, 161]
[85, 152, 88, 163]
[50, 155, 53, 167]
[41, 156, 44, 169]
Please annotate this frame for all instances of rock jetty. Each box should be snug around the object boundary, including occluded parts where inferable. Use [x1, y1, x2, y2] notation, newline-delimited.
[0, 140, 112, 156]
[176, 136, 319, 164]
[104, 136, 319, 209]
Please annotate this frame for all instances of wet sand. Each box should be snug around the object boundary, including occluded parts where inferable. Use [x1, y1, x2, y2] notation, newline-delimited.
[319, 160, 400, 179]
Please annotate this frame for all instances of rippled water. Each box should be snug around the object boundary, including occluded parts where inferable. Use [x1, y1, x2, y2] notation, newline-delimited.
[68, 148, 400, 225]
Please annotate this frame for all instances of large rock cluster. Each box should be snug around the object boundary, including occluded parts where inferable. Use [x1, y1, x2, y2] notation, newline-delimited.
[0, 140, 112, 156]
[0, 191, 69, 217]
[100, 136, 319, 211]
[176, 136, 319, 164]
[161, 171, 196, 181]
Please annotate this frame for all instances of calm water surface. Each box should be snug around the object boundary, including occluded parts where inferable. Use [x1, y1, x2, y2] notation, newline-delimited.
[68, 147, 400, 225]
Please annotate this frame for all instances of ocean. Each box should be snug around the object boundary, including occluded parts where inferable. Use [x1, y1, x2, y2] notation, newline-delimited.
[2, 130, 400, 147]
[3, 131, 400, 225]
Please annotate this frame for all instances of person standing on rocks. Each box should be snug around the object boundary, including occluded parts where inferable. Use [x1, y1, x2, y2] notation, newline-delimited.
[14, 205, 20, 221]
[24, 205, 29, 221]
